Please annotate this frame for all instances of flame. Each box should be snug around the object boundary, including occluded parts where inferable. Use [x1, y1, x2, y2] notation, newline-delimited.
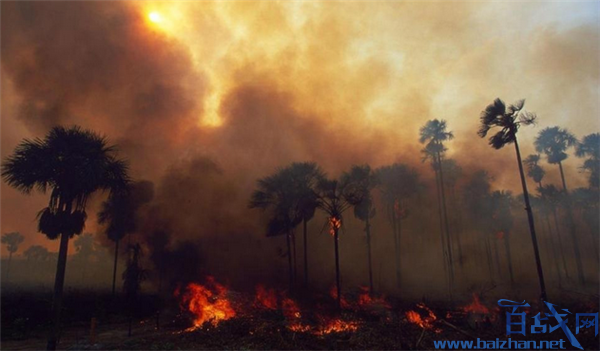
[254, 284, 278, 310]
[406, 303, 438, 330]
[357, 286, 392, 309]
[329, 216, 341, 236]
[177, 277, 236, 330]
[315, 319, 360, 335]
[282, 297, 311, 332]
[329, 285, 351, 308]
[461, 294, 490, 314]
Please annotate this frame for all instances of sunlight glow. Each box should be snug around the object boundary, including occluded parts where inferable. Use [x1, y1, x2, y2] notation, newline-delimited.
[148, 11, 162, 24]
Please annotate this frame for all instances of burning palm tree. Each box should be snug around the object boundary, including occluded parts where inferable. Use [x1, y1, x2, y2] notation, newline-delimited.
[341, 165, 378, 292]
[1, 126, 129, 350]
[375, 163, 421, 288]
[419, 119, 455, 289]
[1, 231, 24, 283]
[535, 126, 584, 284]
[575, 133, 600, 189]
[316, 176, 352, 309]
[477, 98, 547, 301]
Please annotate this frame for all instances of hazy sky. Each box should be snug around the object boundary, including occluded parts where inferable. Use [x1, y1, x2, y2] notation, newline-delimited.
[1, 1, 598, 256]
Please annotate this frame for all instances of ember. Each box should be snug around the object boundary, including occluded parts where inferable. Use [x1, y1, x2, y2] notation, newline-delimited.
[176, 277, 236, 330]
[316, 319, 360, 335]
[329, 216, 341, 236]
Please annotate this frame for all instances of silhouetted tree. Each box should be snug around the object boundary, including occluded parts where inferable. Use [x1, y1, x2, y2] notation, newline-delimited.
[286, 162, 323, 287]
[1, 231, 24, 283]
[316, 176, 352, 309]
[341, 165, 378, 292]
[375, 163, 421, 288]
[575, 133, 600, 189]
[538, 184, 570, 280]
[24, 244, 51, 282]
[1, 126, 129, 350]
[535, 127, 584, 284]
[73, 233, 96, 283]
[98, 180, 154, 296]
[420, 119, 455, 289]
[571, 187, 599, 261]
[250, 169, 303, 290]
[478, 98, 547, 301]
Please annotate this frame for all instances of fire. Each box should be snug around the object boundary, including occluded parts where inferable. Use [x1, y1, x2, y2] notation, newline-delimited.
[329, 285, 351, 309]
[329, 216, 341, 236]
[176, 277, 236, 329]
[254, 284, 278, 310]
[461, 294, 490, 314]
[406, 303, 438, 330]
[315, 319, 360, 335]
[357, 286, 391, 309]
[282, 297, 311, 332]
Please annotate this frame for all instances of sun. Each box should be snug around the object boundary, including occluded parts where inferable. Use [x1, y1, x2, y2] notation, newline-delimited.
[148, 11, 162, 24]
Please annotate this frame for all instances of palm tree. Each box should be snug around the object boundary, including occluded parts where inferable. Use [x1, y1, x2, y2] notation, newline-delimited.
[575, 133, 600, 189]
[375, 163, 421, 288]
[490, 191, 515, 286]
[1, 231, 24, 283]
[420, 119, 455, 288]
[24, 244, 50, 282]
[535, 127, 584, 284]
[250, 168, 303, 290]
[571, 187, 599, 261]
[1, 126, 129, 350]
[535, 127, 578, 192]
[316, 176, 352, 309]
[98, 180, 153, 296]
[538, 184, 571, 280]
[286, 162, 323, 287]
[341, 165, 378, 292]
[477, 98, 547, 301]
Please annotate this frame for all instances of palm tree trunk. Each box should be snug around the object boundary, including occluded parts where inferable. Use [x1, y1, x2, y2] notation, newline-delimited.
[112, 239, 119, 296]
[537, 181, 563, 286]
[333, 226, 341, 310]
[286, 232, 293, 291]
[513, 138, 547, 301]
[558, 161, 585, 284]
[437, 152, 455, 285]
[365, 215, 374, 293]
[303, 218, 308, 287]
[504, 234, 515, 286]
[47, 230, 71, 350]
[552, 208, 570, 278]
[451, 188, 464, 267]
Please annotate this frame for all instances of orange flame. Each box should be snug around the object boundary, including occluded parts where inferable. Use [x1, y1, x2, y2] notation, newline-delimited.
[282, 297, 311, 332]
[406, 303, 438, 330]
[315, 319, 360, 335]
[254, 284, 278, 310]
[461, 294, 490, 314]
[357, 286, 392, 309]
[329, 216, 341, 236]
[177, 277, 236, 329]
[329, 285, 351, 309]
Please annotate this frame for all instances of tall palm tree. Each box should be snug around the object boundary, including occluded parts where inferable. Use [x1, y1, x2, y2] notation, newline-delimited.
[575, 133, 600, 189]
[1, 126, 129, 350]
[490, 191, 515, 286]
[538, 184, 571, 280]
[316, 176, 352, 309]
[250, 168, 303, 290]
[98, 180, 153, 296]
[341, 165, 378, 292]
[286, 162, 323, 287]
[534, 127, 578, 192]
[477, 98, 547, 301]
[1, 231, 24, 283]
[535, 127, 584, 284]
[375, 163, 421, 288]
[420, 119, 455, 288]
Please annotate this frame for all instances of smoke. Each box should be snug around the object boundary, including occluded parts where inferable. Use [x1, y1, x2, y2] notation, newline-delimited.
[1, 1, 598, 297]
